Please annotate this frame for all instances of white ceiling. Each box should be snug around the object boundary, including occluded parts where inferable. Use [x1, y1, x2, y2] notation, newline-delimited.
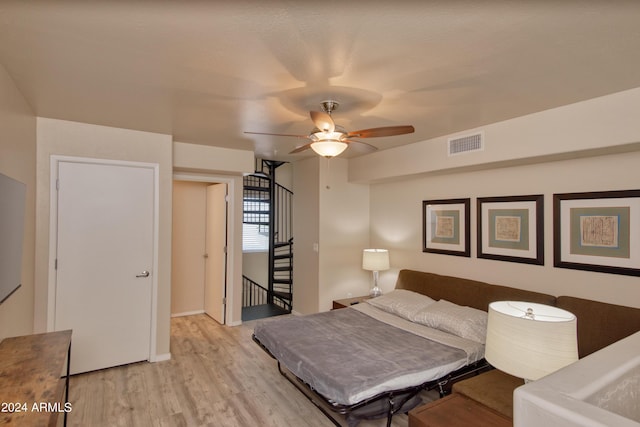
[1, 1, 640, 161]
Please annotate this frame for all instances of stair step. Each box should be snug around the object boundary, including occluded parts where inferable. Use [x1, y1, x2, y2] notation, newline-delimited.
[273, 291, 292, 300]
[251, 171, 270, 179]
[273, 279, 292, 285]
[274, 266, 292, 272]
[274, 254, 293, 260]
[244, 185, 270, 192]
[273, 241, 292, 248]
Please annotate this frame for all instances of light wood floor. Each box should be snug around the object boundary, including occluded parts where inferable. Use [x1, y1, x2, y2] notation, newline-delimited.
[68, 314, 438, 427]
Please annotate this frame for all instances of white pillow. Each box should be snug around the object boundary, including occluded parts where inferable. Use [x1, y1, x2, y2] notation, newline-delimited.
[411, 299, 488, 344]
[366, 289, 436, 320]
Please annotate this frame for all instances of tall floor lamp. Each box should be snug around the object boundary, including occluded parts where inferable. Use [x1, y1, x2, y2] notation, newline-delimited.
[362, 249, 389, 297]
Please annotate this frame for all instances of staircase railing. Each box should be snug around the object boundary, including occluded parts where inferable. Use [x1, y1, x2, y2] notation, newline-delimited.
[243, 160, 294, 314]
[271, 182, 293, 306]
[242, 275, 291, 311]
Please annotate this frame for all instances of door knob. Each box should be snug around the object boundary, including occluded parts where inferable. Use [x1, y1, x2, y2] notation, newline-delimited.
[136, 270, 150, 278]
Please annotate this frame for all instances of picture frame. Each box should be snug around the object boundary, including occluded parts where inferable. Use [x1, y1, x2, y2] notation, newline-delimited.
[553, 189, 640, 276]
[422, 198, 470, 257]
[477, 194, 544, 265]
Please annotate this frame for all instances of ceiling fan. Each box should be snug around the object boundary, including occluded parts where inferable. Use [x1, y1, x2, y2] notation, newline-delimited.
[245, 100, 415, 158]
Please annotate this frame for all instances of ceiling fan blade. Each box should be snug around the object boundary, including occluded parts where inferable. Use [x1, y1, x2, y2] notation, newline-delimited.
[289, 143, 313, 154]
[343, 139, 378, 151]
[310, 111, 335, 133]
[347, 125, 415, 138]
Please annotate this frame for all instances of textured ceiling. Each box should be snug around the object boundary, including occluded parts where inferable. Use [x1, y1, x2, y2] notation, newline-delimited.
[1, 1, 640, 161]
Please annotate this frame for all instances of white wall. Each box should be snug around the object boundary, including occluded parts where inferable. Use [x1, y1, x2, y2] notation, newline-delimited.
[318, 158, 370, 311]
[292, 157, 320, 314]
[35, 118, 174, 359]
[243, 252, 268, 288]
[0, 64, 36, 340]
[353, 88, 640, 308]
[173, 141, 254, 174]
[368, 152, 640, 307]
[293, 157, 370, 313]
[275, 162, 293, 190]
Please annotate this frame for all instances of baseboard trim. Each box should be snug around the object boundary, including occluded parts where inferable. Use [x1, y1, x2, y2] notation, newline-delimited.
[151, 353, 171, 362]
[171, 310, 205, 318]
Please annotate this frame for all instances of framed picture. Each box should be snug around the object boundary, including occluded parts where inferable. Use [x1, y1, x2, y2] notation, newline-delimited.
[554, 190, 640, 276]
[477, 194, 544, 265]
[422, 198, 470, 257]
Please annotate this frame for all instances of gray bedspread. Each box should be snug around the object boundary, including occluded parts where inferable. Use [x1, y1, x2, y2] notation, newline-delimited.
[253, 307, 471, 405]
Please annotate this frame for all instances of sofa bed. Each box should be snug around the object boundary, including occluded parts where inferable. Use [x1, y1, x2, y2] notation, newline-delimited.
[255, 269, 640, 426]
[254, 284, 490, 427]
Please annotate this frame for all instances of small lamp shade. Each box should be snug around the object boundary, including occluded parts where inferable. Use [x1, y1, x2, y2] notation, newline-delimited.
[362, 249, 390, 271]
[485, 301, 578, 381]
[362, 249, 389, 297]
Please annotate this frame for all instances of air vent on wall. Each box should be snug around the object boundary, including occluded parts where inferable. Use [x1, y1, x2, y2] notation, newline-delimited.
[448, 132, 483, 156]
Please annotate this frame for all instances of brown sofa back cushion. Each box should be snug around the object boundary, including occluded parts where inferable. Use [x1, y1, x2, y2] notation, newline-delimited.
[395, 269, 556, 312]
[556, 296, 640, 358]
[395, 269, 640, 359]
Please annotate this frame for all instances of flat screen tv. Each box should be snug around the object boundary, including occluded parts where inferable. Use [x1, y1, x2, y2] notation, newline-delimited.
[0, 172, 26, 304]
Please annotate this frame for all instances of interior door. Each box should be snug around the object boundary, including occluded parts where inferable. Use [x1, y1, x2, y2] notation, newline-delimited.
[54, 160, 155, 374]
[204, 183, 227, 324]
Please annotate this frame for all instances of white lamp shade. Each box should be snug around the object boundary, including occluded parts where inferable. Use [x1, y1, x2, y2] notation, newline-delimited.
[362, 249, 390, 271]
[310, 140, 348, 158]
[485, 301, 578, 381]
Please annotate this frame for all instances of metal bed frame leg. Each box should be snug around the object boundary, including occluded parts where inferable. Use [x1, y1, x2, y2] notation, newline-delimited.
[385, 397, 394, 427]
[384, 388, 422, 427]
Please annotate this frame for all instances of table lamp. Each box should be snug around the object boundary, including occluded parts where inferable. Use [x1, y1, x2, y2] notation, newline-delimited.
[485, 301, 578, 382]
[362, 249, 389, 297]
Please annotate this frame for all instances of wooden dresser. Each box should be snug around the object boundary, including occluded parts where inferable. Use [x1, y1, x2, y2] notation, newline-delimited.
[0, 330, 72, 427]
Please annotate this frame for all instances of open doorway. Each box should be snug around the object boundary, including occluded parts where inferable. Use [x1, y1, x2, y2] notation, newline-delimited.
[241, 161, 294, 321]
[171, 179, 227, 323]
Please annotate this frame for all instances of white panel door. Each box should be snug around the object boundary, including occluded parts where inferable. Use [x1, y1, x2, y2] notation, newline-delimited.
[55, 160, 155, 374]
[204, 183, 227, 324]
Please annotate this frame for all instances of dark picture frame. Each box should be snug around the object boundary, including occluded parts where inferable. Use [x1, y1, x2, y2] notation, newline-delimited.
[554, 189, 640, 277]
[422, 198, 470, 257]
[477, 194, 544, 265]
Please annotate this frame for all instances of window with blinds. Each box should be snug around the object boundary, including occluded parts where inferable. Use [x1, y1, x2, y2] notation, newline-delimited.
[243, 223, 269, 252]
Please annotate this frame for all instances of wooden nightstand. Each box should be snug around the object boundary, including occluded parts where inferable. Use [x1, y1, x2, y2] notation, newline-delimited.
[332, 295, 372, 309]
[408, 393, 511, 427]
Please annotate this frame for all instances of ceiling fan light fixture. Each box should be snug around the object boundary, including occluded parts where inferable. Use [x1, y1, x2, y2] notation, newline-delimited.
[311, 129, 345, 141]
[310, 140, 348, 158]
